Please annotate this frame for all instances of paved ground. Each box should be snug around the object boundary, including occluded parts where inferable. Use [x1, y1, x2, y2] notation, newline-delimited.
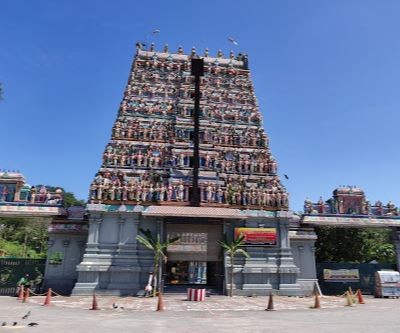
[26, 294, 347, 311]
[0, 295, 399, 332]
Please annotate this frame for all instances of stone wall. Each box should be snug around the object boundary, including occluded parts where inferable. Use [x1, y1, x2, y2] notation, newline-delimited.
[44, 234, 87, 295]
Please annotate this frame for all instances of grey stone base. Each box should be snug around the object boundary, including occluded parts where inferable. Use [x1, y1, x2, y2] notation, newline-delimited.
[297, 278, 320, 296]
[43, 278, 77, 296]
[72, 284, 138, 296]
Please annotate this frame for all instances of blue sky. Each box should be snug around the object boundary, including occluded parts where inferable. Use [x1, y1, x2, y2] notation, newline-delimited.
[2, 0, 400, 211]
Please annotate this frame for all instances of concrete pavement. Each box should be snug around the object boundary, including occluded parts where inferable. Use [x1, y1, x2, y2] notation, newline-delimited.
[0, 295, 399, 333]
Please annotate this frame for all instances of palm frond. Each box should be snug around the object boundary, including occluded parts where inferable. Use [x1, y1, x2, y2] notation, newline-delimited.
[167, 236, 180, 245]
[136, 235, 155, 250]
[235, 248, 251, 258]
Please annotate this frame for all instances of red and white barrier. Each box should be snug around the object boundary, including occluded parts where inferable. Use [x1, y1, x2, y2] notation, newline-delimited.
[187, 288, 206, 302]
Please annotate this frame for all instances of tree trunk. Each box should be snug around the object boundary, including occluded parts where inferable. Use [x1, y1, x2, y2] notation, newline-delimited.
[153, 256, 159, 297]
[229, 255, 234, 297]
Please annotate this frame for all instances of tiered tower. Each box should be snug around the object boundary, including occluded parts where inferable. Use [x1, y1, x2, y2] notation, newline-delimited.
[89, 44, 288, 210]
[73, 44, 301, 297]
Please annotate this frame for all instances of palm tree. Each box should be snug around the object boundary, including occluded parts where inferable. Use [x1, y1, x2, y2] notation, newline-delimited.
[218, 235, 250, 297]
[136, 228, 179, 296]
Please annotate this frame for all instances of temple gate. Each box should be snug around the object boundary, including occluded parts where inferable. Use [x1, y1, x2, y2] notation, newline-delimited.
[301, 186, 400, 294]
[71, 44, 307, 296]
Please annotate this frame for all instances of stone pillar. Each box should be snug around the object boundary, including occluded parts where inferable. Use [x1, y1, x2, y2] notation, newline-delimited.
[115, 213, 139, 257]
[86, 213, 102, 254]
[222, 221, 232, 295]
[14, 184, 22, 201]
[156, 218, 164, 292]
[61, 240, 70, 276]
[276, 212, 301, 295]
[132, 215, 140, 251]
[117, 215, 126, 251]
[289, 226, 318, 295]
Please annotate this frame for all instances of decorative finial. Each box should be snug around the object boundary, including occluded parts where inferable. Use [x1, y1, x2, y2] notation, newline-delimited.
[163, 44, 169, 53]
[177, 46, 183, 54]
[191, 46, 196, 57]
[229, 50, 235, 59]
[135, 42, 145, 50]
[204, 48, 209, 57]
[150, 43, 155, 52]
[217, 49, 223, 58]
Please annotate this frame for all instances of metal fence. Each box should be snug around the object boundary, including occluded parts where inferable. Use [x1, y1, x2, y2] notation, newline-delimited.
[317, 262, 397, 295]
[0, 258, 46, 296]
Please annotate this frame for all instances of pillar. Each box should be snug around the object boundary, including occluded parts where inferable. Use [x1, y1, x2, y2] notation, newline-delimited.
[86, 213, 102, 254]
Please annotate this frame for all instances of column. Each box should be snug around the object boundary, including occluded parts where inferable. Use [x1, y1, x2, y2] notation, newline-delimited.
[117, 215, 126, 254]
[276, 213, 300, 295]
[86, 213, 102, 253]
[118, 216, 126, 245]
[132, 216, 140, 252]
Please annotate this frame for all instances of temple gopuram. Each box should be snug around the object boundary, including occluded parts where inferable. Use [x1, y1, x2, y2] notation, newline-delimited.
[88, 45, 286, 210]
[39, 43, 318, 296]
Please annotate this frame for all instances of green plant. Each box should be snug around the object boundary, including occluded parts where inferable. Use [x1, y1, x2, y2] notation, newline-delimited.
[136, 228, 179, 296]
[218, 235, 250, 297]
[49, 252, 63, 265]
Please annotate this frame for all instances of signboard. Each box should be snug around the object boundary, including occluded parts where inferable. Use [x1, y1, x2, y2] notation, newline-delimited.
[323, 269, 360, 282]
[234, 228, 277, 245]
[167, 232, 207, 253]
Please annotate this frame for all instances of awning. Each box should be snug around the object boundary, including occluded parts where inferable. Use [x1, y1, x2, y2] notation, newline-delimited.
[142, 205, 246, 219]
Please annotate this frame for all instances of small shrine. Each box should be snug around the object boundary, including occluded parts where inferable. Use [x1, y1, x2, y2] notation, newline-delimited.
[0, 170, 64, 206]
[0, 170, 67, 218]
[300, 186, 400, 292]
[304, 186, 398, 217]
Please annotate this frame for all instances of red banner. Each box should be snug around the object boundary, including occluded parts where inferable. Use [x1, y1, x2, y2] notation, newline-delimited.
[234, 228, 277, 245]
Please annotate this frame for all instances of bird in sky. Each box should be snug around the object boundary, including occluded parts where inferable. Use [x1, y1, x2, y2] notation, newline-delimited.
[228, 37, 238, 46]
[284, 174, 289, 180]
[22, 311, 31, 319]
[152, 29, 161, 34]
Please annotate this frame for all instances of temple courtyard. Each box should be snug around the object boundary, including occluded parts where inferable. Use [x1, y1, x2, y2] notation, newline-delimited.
[0, 295, 399, 332]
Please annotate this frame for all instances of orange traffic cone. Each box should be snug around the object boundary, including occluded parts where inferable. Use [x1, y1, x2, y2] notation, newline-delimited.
[17, 286, 25, 301]
[357, 289, 365, 304]
[22, 288, 30, 303]
[311, 292, 321, 309]
[90, 292, 99, 310]
[43, 288, 52, 306]
[156, 292, 165, 311]
[266, 293, 275, 311]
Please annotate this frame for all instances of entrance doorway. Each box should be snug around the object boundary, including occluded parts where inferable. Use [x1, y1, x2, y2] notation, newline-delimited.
[165, 261, 224, 287]
[164, 219, 224, 293]
[166, 261, 207, 285]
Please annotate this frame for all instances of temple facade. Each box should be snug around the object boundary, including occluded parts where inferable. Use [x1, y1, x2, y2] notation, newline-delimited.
[69, 44, 316, 296]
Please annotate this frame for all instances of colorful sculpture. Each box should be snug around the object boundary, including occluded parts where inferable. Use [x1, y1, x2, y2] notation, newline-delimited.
[89, 44, 288, 210]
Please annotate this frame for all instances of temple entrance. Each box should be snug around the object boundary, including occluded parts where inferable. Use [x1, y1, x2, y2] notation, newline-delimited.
[163, 218, 224, 293]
